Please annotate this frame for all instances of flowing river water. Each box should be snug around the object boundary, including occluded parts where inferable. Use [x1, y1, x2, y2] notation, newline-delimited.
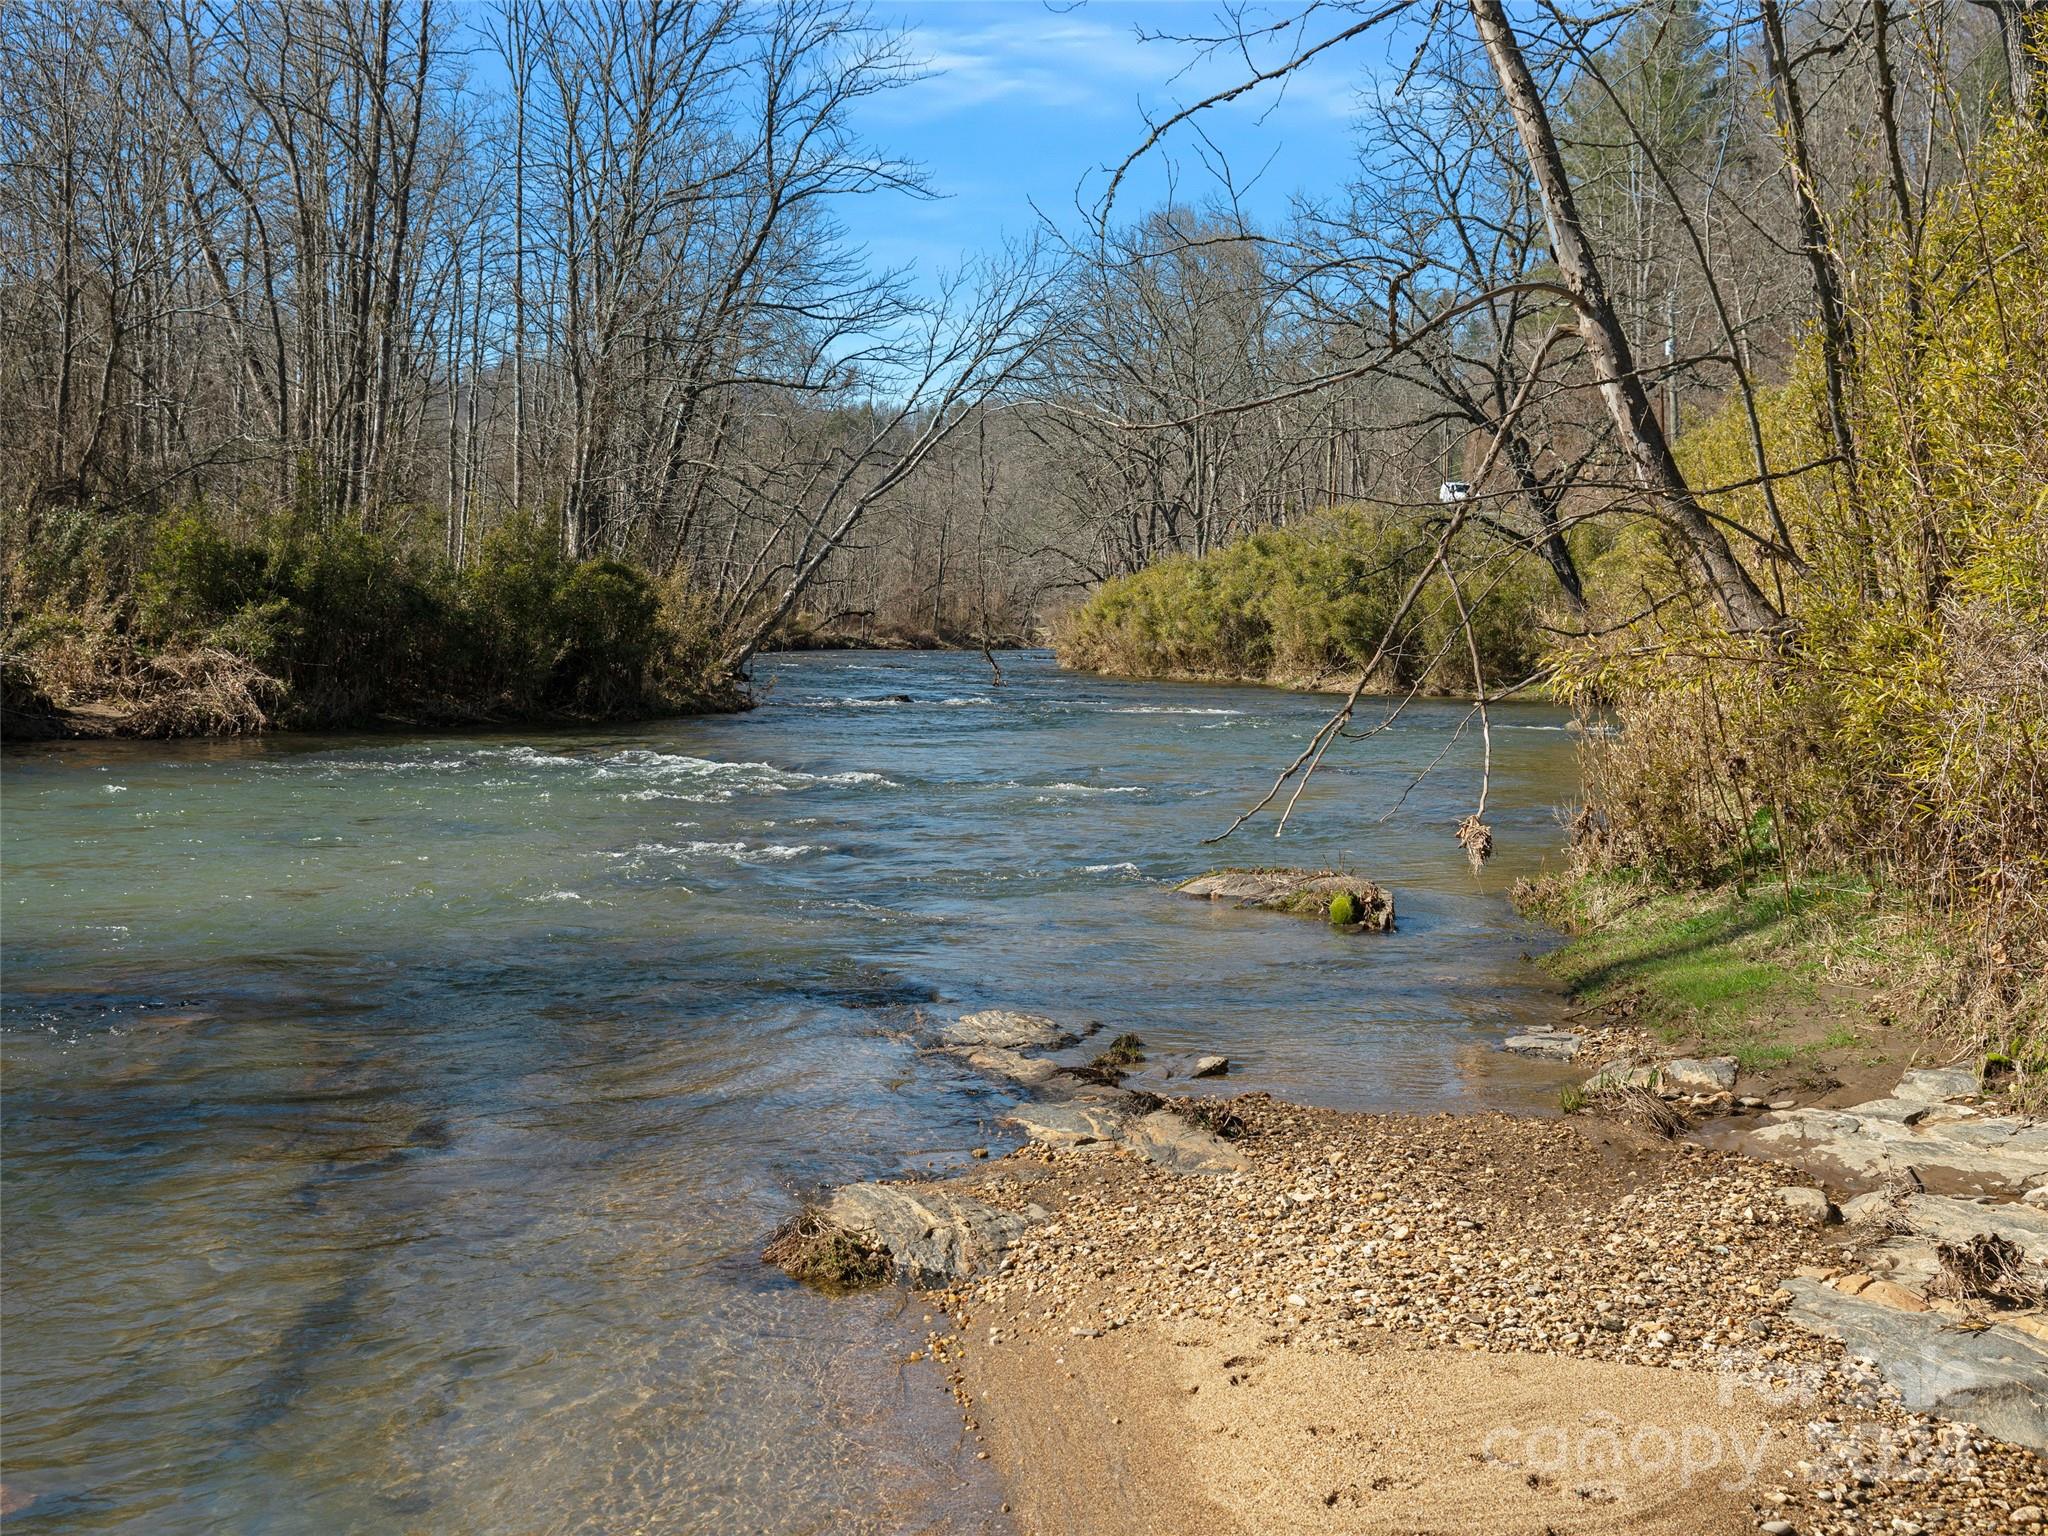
[1, 650, 1586, 1533]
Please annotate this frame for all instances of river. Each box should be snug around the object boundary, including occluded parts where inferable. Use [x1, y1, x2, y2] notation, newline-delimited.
[1, 650, 1583, 1533]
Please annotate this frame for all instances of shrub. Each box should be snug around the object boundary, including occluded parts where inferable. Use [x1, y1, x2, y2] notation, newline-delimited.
[1554, 123, 2048, 1080]
[1054, 503, 1556, 692]
[5, 504, 745, 731]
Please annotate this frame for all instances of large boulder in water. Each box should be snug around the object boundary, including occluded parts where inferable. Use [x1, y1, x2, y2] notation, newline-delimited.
[1175, 868, 1394, 932]
[820, 1183, 1045, 1286]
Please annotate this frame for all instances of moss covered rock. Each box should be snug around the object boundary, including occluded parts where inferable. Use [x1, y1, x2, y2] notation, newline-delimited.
[1177, 868, 1394, 932]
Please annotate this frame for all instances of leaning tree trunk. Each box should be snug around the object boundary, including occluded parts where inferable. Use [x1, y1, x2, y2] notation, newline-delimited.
[1467, 0, 1785, 636]
[1762, 0, 1857, 474]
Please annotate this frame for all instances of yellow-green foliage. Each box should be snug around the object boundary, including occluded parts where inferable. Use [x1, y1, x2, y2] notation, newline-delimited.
[1055, 504, 1550, 692]
[1557, 124, 2048, 1064]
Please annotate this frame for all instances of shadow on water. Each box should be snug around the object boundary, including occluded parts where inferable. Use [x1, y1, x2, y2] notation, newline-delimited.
[239, 1270, 374, 1435]
[287, 1114, 454, 1212]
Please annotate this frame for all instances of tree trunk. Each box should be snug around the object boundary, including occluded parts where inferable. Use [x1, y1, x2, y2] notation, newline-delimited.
[1761, 0, 1857, 474]
[1467, 0, 1784, 636]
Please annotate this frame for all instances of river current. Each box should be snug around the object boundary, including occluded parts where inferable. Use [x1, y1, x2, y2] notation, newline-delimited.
[1, 650, 1583, 1532]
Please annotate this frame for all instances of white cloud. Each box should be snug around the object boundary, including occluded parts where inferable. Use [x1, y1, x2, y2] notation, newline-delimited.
[874, 3, 1366, 125]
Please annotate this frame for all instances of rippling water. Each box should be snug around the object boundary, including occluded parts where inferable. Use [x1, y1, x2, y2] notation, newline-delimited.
[1, 650, 1582, 1532]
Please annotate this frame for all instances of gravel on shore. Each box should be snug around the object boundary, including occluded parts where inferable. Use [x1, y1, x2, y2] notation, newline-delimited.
[914, 1095, 2045, 1535]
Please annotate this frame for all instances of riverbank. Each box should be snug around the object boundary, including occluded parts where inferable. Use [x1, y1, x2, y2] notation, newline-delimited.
[1047, 504, 1549, 698]
[770, 619, 1035, 653]
[2, 510, 748, 740]
[1514, 870, 2043, 1114]
[789, 960, 2047, 1532]
[864, 1081, 2045, 1535]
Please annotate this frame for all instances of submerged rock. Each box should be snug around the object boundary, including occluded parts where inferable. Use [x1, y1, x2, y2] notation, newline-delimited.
[942, 1010, 1077, 1050]
[821, 1182, 1045, 1287]
[1175, 869, 1394, 932]
[954, 1045, 1066, 1088]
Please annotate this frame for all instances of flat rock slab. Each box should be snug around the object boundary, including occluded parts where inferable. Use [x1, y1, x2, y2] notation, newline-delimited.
[1895, 1066, 1983, 1103]
[1748, 1103, 2048, 1194]
[1004, 1100, 1135, 1148]
[1124, 1110, 1247, 1174]
[1003, 1099, 1245, 1175]
[1119, 1052, 1232, 1089]
[1858, 1192, 2048, 1293]
[1504, 1029, 1582, 1061]
[1175, 869, 1394, 932]
[824, 1182, 1045, 1286]
[1781, 1276, 2048, 1451]
[943, 1010, 1077, 1050]
[952, 1045, 1068, 1088]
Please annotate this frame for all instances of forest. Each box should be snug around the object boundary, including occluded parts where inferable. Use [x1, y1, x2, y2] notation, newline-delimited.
[5, 2, 2046, 1008]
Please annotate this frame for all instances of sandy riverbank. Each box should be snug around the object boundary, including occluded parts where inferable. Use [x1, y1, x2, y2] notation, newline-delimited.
[897, 1096, 2045, 1535]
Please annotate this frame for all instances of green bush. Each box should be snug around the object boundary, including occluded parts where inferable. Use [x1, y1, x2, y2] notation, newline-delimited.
[1554, 124, 2048, 1091]
[7, 504, 740, 730]
[1054, 504, 1553, 692]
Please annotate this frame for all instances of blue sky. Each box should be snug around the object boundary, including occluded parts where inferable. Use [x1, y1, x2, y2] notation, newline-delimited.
[842, 1, 1398, 279]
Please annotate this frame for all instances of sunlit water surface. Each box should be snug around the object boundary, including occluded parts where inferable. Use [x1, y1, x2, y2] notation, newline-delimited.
[2, 651, 1584, 1532]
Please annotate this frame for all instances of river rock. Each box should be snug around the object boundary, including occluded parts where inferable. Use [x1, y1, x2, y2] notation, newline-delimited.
[1175, 869, 1394, 932]
[1894, 1065, 1981, 1102]
[823, 1183, 1045, 1286]
[1191, 1055, 1230, 1079]
[1583, 1063, 1657, 1092]
[1780, 1276, 2048, 1451]
[1003, 1098, 1244, 1175]
[1851, 1191, 2048, 1297]
[943, 1010, 1076, 1050]
[1124, 1110, 1248, 1175]
[1004, 1100, 1134, 1148]
[954, 1045, 1067, 1088]
[1841, 1191, 1899, 1225]
[1748, 1067, 2048, 1194]
[1660, 1057, 1738, 1094]
[1774, 1186, 1838, 1227]
[1503, 1028, 1582, 1061]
